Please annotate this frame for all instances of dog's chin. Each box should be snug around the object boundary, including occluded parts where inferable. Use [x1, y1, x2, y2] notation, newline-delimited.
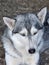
[19, 63, 38, 65]
[21, 52, 39, 65]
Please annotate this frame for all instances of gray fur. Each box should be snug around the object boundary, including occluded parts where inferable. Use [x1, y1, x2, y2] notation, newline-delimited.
[13, 13, 41, 34]
[2, 7, 49, 65]
[3, 13, 49, 53]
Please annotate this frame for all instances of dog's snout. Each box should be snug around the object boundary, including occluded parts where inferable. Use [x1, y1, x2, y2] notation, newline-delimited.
[28, 48, 36, 54]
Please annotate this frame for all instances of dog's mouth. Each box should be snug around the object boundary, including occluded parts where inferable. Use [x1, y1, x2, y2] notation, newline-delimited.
[19, 63, 28, 65]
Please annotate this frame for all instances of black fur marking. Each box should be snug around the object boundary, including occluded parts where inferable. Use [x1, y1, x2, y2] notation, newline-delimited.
[13, 13, 43, 34]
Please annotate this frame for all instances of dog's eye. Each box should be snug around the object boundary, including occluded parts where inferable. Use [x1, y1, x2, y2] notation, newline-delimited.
[33, 32, 37, 35]
[20, 33, 26, 36]
[12, 30, 18, 34]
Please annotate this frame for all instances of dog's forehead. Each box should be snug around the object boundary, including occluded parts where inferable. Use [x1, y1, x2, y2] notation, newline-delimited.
[16, 13, 38, 24]
[16, 14, 39, 26]
[13, 13, 40, 32]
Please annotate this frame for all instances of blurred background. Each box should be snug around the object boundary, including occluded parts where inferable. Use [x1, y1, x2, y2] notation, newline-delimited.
[0, 0, 49, 65]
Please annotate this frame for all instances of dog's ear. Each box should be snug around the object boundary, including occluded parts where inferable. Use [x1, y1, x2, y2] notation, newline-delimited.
[37, 7, 47, 25]
[3, 17, 15, 30]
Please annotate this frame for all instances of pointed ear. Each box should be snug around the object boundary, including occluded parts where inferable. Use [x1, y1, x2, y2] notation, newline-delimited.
[37, 7, 47, 25]
[3, 17, 15, 30]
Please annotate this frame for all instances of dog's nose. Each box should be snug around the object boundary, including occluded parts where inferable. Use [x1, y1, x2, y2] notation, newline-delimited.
[28, 48, 36, 54]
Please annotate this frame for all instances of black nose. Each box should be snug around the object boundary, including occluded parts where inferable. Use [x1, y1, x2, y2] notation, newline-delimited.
[28, 48, 36, 54]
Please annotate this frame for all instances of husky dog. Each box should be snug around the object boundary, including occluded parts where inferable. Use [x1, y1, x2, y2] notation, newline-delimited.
[2, 7, 49, 65]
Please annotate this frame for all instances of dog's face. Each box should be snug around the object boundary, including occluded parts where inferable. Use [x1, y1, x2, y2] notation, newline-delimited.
[3, 7, 47, 54]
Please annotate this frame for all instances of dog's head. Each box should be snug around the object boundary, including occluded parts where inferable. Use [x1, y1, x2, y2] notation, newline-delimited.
[3, 7, 47, 54]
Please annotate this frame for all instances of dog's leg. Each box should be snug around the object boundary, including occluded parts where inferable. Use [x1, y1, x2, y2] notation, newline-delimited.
[2, 37, 21, 58]
[5, 53, 18, 65]
[2, 37, 21, 65]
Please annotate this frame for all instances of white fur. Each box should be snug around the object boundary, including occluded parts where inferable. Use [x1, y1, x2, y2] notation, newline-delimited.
[5, 30, 40, 65]
[19, 28, 28, 36]
[37, 7, 47, 25]
[2, 23, 43, 65]
[31, 26, 38, 35]
[5, 49, 39, 65]
[3, 17, 15, 30]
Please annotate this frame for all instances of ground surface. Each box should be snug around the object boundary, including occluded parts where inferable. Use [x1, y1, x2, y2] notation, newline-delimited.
[0, 0, 49, 65]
